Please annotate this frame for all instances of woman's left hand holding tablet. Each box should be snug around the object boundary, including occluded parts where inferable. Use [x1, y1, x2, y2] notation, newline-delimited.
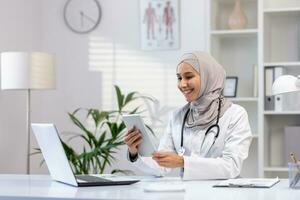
[152, 151, 184, 168]
[124, 127, 143, 157]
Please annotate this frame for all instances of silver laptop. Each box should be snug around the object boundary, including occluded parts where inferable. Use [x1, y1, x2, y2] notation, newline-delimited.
[31, 123, 139, 187]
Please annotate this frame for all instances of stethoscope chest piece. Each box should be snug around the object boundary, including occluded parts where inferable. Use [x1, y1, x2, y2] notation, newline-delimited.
[177, 147, 185, 156]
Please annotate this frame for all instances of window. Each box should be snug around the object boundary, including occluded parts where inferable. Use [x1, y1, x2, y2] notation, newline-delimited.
[88, 36, 185, 136]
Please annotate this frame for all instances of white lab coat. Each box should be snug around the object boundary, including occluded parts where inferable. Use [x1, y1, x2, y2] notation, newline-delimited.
[128, 104, 252, 180]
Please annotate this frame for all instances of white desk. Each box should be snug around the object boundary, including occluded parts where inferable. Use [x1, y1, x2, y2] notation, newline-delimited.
[0, 174, 299, 200]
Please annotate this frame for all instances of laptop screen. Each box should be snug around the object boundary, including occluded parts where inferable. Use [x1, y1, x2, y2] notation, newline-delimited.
[31, 123, 78, 186]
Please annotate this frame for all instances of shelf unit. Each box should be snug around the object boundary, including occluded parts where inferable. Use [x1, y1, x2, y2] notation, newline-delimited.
[207, 0, 300, 178]
[262, 0, 300, 178]
[207, 0, 259, 178]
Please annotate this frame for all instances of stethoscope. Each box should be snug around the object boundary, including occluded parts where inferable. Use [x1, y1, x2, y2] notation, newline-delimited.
[177, 98, 221, 157]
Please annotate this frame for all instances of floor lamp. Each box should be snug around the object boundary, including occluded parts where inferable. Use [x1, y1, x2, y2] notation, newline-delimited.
[1, 52, 55, 174]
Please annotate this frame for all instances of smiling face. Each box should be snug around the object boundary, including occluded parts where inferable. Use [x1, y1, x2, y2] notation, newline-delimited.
[177, 62, 201, 102]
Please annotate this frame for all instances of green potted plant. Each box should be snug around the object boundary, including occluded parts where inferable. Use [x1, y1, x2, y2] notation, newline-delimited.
[34, 85, 153, 175]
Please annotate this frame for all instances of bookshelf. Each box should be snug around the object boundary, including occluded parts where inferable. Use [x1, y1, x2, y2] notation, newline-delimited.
[207, 0, 300, 178]
[262, 0, 300, 178]
[207, 0, 259, 178]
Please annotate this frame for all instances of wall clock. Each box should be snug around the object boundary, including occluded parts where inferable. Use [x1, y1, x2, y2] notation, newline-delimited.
[63, 0, 102, 34]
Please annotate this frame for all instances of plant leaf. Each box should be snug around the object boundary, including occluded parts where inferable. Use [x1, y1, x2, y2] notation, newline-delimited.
[39, 85, 158, 175]
[123, 92, 138, 108]
[97, 131, 107, 147]
[68, 111, 97, 147]
[87, 109, 109, 128]
[114, 85, 124, 112]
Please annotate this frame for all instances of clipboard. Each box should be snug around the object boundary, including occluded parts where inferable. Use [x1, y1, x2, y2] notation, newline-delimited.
[213, 177, 280, 188]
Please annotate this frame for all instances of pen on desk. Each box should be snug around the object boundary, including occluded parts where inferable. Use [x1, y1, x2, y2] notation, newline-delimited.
[290, 152, 300, 172]
[228, 183, 254, 188]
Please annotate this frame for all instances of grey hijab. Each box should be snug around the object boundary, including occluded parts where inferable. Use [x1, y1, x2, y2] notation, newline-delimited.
[177, 51, 232, 129]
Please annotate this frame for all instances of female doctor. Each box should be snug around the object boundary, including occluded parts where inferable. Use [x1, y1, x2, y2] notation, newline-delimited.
[124, 51, 252, 180]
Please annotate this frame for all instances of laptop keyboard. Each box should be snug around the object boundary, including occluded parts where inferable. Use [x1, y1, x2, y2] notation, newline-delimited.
[76, 175, 112, 182]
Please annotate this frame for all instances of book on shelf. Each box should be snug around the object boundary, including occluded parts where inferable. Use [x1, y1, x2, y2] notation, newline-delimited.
[274, 66, 285, 111]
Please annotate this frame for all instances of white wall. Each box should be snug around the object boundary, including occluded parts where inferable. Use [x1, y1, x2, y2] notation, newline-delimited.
[0, 0, 42, 173]
[0, 0, 206, 174]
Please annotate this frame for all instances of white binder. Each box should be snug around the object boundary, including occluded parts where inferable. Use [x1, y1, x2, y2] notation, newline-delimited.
[274, 66, 284, 111]
[265, 67, 274, 110]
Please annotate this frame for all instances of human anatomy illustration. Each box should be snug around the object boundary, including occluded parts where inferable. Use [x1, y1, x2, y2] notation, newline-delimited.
[140, 0, 179, 50]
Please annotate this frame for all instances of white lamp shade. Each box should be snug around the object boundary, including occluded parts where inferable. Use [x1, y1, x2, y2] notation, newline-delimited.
[272, 75, 300, 95]
[1, 52, 55, 90]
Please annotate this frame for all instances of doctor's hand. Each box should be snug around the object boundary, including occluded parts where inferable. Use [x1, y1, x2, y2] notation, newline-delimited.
[152, 152, 184, 168]
[124, 127, 143, 157]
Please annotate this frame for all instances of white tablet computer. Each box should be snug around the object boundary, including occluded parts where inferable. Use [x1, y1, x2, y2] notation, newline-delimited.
[122, 114, 156, 156]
